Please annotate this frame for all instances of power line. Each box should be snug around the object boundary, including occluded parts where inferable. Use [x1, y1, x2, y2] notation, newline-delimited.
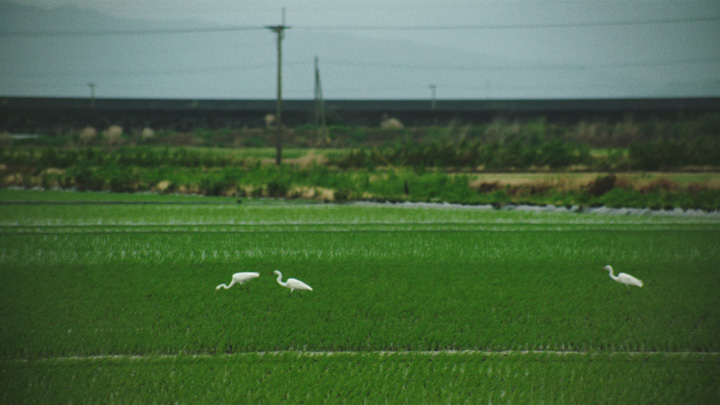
[0, 26, 266, 38]
[327, 78, 720, 94]
[1, 57, 715, 81]
[293, 16, 720, 31]
[2, 16, 718, 38]
[0, 62, 305, 78]
[322, 57, 720, 71]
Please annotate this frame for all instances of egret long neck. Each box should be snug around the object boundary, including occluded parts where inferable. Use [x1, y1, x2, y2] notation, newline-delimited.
[607, 268, 618, 281]
[275, 272, 287, 287]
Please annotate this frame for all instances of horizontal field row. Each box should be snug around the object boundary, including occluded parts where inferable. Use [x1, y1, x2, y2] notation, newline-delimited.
[2, 222, 719, 235]
[2, 228, 719, 357]
[2, 229, 717, 266]
[2, 352, 718, 403]
[20, 349, 720, 360]
[3, 201, 719, 228]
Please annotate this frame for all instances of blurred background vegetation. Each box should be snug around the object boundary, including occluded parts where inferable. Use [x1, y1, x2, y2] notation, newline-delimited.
[1, 113, 719, 209]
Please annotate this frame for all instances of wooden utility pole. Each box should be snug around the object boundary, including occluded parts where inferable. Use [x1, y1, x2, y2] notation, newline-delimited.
[314, 56, 327, 142]
[429, 84, 437, 110]
[266, 9, 289, 165]
[88, 82, 96, 109]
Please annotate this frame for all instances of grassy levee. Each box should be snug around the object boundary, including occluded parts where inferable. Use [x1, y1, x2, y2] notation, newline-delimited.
[1, 192, 719, 402]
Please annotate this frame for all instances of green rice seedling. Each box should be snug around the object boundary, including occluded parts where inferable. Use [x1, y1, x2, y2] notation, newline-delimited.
[1, 210, 719, 357]
[1, 353, 717, 403]
[1, 191, 718, 402]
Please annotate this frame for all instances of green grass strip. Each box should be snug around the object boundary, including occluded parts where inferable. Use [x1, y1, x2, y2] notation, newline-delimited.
[2, 352, 718, 403]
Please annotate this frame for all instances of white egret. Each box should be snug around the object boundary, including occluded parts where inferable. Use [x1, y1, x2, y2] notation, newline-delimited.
[273, 270, 313, 296]
[603, 265, 643, 289]
[216, 272, 260, 290]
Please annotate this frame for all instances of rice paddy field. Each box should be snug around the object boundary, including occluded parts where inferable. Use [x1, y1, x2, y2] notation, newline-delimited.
[1, 190, 719, 403]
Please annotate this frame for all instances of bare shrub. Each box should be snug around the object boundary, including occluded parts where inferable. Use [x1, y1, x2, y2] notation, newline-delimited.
[103, 125, 124, 147]
[79, 126, 97, 146]
[141, 127, 155, 142]
[381, 116, 404, 129]
[264, 114, 276, 128]
[155, 180, 172, 192]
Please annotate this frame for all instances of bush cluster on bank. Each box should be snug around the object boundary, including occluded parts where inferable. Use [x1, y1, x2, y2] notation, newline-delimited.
[331, 138, 593, 170]
[2, 147, 719, 210]
[0, 147, 244, 170]
[3, 128, 718, 174]
[629, 137, 720, 170]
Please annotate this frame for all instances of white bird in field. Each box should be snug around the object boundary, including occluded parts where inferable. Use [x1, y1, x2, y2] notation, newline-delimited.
[603, 265, 643, 289]
[273, 270, 313, 296]
[216, 272, 260, 291]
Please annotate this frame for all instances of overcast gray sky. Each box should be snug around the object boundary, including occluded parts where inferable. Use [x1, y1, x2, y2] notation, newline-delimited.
[1, 0, 719, 99]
